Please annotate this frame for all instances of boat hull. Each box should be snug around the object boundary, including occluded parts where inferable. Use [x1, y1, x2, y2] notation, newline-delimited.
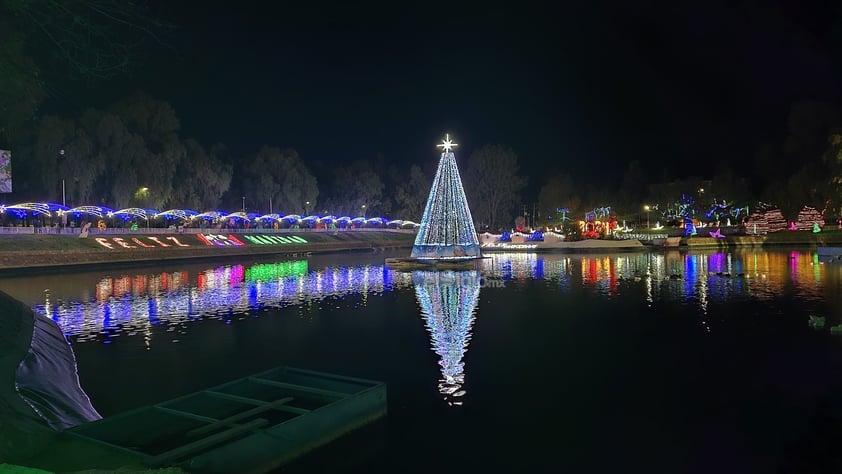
[34, 367, 387, 473]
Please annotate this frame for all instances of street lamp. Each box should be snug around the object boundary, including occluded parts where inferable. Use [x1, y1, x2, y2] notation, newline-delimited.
[305, 201, 310, 215]
[361, 204, 366, 218]
[242, 196, 246, 213]
[59, 149, 66, 207]
[644, 205, 650, 229]
[134, 186, 150, 206]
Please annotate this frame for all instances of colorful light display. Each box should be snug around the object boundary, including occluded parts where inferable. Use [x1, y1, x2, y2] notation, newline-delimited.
[242, 234, 308, 245]
[95, 236, 191, 249]
[41, 262, 414, 342]
[413, 270, 481, 405]
[91, 234, 310, 250]
[411, 134, 481, 260]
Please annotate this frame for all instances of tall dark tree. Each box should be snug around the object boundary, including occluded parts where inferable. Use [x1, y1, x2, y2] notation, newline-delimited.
[88, 109, 148, 208]
[0, 24, 44, 146]
[329, 160, 384, 217]
[171, 139, 232, 211]
[242, 146, 318, 215]
[393, 164, 429, 221]
[537, 173, 581, 225]
[464, 145, 527, 231]
[617, 160, 648, 215]
[708, 162, 752, 208]
[109, 92, 184, 209]
[0, 0, 172, 147]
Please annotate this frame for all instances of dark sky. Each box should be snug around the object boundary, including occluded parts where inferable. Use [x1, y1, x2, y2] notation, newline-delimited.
[51, 1, 842, 191]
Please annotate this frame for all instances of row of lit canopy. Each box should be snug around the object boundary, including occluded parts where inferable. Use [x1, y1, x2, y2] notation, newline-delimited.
[0, 203, 419, 227]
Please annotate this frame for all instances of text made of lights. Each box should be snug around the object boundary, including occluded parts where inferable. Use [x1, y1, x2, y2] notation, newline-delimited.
[95, 234, 311, 250]
[197, 234, 308, 246]
[95, 236, 191, 249]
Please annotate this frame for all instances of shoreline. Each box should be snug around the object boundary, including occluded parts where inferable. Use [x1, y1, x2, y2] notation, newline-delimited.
[1, 230, 841, 274]
[0, 230, 416, 274]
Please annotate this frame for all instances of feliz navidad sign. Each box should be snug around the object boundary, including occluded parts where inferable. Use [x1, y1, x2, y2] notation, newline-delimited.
[94, 234, 309, 250]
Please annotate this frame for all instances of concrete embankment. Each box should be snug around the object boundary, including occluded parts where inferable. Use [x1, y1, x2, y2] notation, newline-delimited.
[0, 230, 416, 273]
[683, 232, 842, 248]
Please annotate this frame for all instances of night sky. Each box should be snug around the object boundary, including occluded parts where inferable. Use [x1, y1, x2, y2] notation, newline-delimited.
[48, 1, 842, 191]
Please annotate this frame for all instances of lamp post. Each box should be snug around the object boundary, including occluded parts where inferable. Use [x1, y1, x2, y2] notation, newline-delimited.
[242, 196, 246, 213]
[361, 204, 366, 218]
[644, 205, 650, 229]
[59, 149, 66, 206]
[305, 201, 310, 215]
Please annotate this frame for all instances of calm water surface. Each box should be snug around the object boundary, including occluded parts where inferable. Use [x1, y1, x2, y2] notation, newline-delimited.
[5, 248, 842, 473]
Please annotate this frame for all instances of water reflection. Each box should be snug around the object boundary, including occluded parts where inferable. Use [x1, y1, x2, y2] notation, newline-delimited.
[25, 249, 842, 349]
[412, 270, 481, 406]
[480, 249, 834, 305]
[37, 260, 413, 344]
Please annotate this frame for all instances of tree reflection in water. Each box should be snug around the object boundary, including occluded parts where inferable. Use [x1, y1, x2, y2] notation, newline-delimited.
[412, 270, 481, 406]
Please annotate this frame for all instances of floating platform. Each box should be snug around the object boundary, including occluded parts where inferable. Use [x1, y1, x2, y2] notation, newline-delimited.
[479, 239, 647, 252]
[36, 367, 386, 473]
[384, 257, 482, 270]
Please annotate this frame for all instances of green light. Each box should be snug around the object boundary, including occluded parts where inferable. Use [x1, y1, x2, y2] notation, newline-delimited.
[242, 234, 309, 245]
[245, 260, 308, 282]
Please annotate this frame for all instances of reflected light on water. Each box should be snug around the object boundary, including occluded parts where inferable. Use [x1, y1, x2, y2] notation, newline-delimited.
[412, 270, 481, 406]
[36, 260, 414, 345]
[480, 250, 834, 313]
[29, 249, 840, 349]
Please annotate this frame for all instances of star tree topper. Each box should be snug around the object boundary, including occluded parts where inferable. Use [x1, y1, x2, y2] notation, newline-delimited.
[437, 133, 458, 152]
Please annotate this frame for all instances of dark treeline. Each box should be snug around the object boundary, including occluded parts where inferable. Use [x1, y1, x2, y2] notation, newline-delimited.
[5, 94, 842, 231]
[2, 2, 842, 230]
[2, 91, 529, 226]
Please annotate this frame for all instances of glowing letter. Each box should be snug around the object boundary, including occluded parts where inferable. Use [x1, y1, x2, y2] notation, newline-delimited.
[227, 235, 246, 246]
[166, 236, 190, 247]
[113, 238, 136, 249]
[148, 237, 171, 247]
[197, 234, 215, 246]
[132, 238, 154, 248]
[95, 238, 114, 250]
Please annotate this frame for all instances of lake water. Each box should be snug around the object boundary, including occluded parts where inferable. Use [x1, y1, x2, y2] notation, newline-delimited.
[4, 248, 842, 473]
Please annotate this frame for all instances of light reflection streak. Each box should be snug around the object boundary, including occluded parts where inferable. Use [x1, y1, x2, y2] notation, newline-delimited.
[31, 249, 836, 348]
[479, 250, 832, 316]
[36, 261, 414, 344]
[413, 270, 480, 406]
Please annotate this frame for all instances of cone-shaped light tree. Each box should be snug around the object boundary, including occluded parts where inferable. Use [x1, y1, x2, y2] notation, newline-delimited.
[411, 134, 482, 260]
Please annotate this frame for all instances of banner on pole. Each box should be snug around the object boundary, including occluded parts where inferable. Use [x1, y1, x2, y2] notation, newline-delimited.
[0, 149, 11, 193]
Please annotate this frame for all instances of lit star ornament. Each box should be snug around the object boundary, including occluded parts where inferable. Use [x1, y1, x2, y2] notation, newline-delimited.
[437, 134, 458, 152]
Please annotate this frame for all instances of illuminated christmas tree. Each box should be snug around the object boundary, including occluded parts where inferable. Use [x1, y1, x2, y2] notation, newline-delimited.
[411, 134, 482, 260]
[413, 270, 481, 406]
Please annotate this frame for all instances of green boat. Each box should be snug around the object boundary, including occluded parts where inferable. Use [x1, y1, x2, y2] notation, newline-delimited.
[34, 367, 387, 473]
